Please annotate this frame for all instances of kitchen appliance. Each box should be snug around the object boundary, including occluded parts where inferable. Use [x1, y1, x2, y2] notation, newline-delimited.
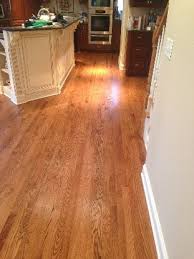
[37, 8, 50, 21]
[89, 0, 114, 10]
[89, 9, 113, 35]
[89, 0, 113, 45]
[89, 34, 112, 45]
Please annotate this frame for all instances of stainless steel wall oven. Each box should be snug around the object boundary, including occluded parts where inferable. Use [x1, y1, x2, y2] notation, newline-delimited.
[89, 10, 113, 35]
[88, 8, 113, 45]
[89, 0, 113, 10]
[89, 34, 112, 45]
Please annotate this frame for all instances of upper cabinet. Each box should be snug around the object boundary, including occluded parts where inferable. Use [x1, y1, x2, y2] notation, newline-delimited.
[10, 0, 26, 25]
[130, 0, 166, 8]
[11, 0, 41, 25]
[1, 0, 11, 19]
[24, 0, 41, 20]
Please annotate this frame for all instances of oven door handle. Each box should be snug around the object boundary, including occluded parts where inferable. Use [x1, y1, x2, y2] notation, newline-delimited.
[91, 34, 111, 37]
[90, 14, 111, 17]
[95, 10, 106, 14]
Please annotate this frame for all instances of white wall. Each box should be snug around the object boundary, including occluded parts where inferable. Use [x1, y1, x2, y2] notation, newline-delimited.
[146, 0, 194, 258]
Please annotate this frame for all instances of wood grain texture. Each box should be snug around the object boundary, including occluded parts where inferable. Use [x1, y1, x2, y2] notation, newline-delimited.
[0, 52, 157, 259]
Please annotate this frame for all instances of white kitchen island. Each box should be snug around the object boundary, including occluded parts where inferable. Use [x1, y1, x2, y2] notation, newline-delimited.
[0, 19, 79, 104]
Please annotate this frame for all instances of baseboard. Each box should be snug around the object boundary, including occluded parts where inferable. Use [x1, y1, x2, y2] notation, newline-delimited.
[141, 165, 169, 259]
[14, 88, 60, 105]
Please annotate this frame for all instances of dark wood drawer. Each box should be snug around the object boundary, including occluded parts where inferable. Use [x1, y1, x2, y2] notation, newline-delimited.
[133, 31, 152, 46]
[132, 47, 149, 58]
[131, 59, 147, 76]
[130, 0, 167, 8]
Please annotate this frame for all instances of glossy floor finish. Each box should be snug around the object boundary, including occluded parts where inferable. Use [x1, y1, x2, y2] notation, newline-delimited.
[0, 52, 157, 259]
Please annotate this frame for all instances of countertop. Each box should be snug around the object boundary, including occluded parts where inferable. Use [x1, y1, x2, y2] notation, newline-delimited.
[0, 17, 81, 32]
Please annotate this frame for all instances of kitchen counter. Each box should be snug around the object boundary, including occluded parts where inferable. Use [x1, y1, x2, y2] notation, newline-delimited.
[0, 17, 80, 32]
[0, 19, 80, 104]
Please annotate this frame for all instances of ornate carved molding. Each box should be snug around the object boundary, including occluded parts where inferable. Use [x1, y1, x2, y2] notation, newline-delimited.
[1, 23, 78, 104]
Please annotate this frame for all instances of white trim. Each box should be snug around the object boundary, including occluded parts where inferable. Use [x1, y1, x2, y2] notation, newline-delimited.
[59, 62, 75, 90]
[14, 88, 60, 105]
[118, 62, 126, 71]
[141, 165, 169, 259]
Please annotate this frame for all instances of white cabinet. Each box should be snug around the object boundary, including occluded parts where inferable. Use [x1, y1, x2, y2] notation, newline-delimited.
[1, 22, 78, 104]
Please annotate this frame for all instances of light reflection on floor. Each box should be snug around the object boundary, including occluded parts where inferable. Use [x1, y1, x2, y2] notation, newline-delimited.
[110, 84, 120, 106]
[84, 66, 110, 76]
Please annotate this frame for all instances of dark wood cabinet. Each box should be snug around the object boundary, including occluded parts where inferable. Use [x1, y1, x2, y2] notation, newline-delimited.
[112, 19, 121, 53]
[75, 20, 121, 53]
[0, 0, 11, 27]
[126, 31, 152, 76]
[130, 0, 166, 8]
[11, 0, 41, 26]
[76, 23, 89, 51]
[130, 0, 147, 6]
[1, 0, 11, 19]
[24, 0, 41, 21]
[0, 0, 40, 27]
[10, 0, 26, 25]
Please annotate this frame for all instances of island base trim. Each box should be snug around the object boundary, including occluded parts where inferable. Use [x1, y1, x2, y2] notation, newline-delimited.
[13, 62, 75, 105]
[59, 62, 75, 91]
[14, 88, 61, 105]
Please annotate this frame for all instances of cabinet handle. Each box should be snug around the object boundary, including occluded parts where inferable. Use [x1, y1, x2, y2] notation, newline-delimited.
[135, 64, 140, 67]
[137, 36, 142, 39]
[136, 48, 141, 51]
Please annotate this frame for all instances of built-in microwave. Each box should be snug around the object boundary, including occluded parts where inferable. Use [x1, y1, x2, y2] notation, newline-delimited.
[89, 0, 114, 10]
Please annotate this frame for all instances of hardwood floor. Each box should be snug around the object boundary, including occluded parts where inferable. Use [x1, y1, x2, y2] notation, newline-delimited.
[0, 52, 157, 259]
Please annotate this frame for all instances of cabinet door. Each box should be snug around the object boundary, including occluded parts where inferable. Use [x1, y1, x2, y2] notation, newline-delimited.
[2, 0, 11, 18]
[130, 0, 165, 7]
[75, 24, 89, 51]
[24, 0, 40, 19]
[11, 0, 25, 23]
[148, 0, 164, 8]
[112, 20, 121, 52]
[130, 0, 148, 7]
[10, 0, 40, 25]
[79, 24, 90, 50]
